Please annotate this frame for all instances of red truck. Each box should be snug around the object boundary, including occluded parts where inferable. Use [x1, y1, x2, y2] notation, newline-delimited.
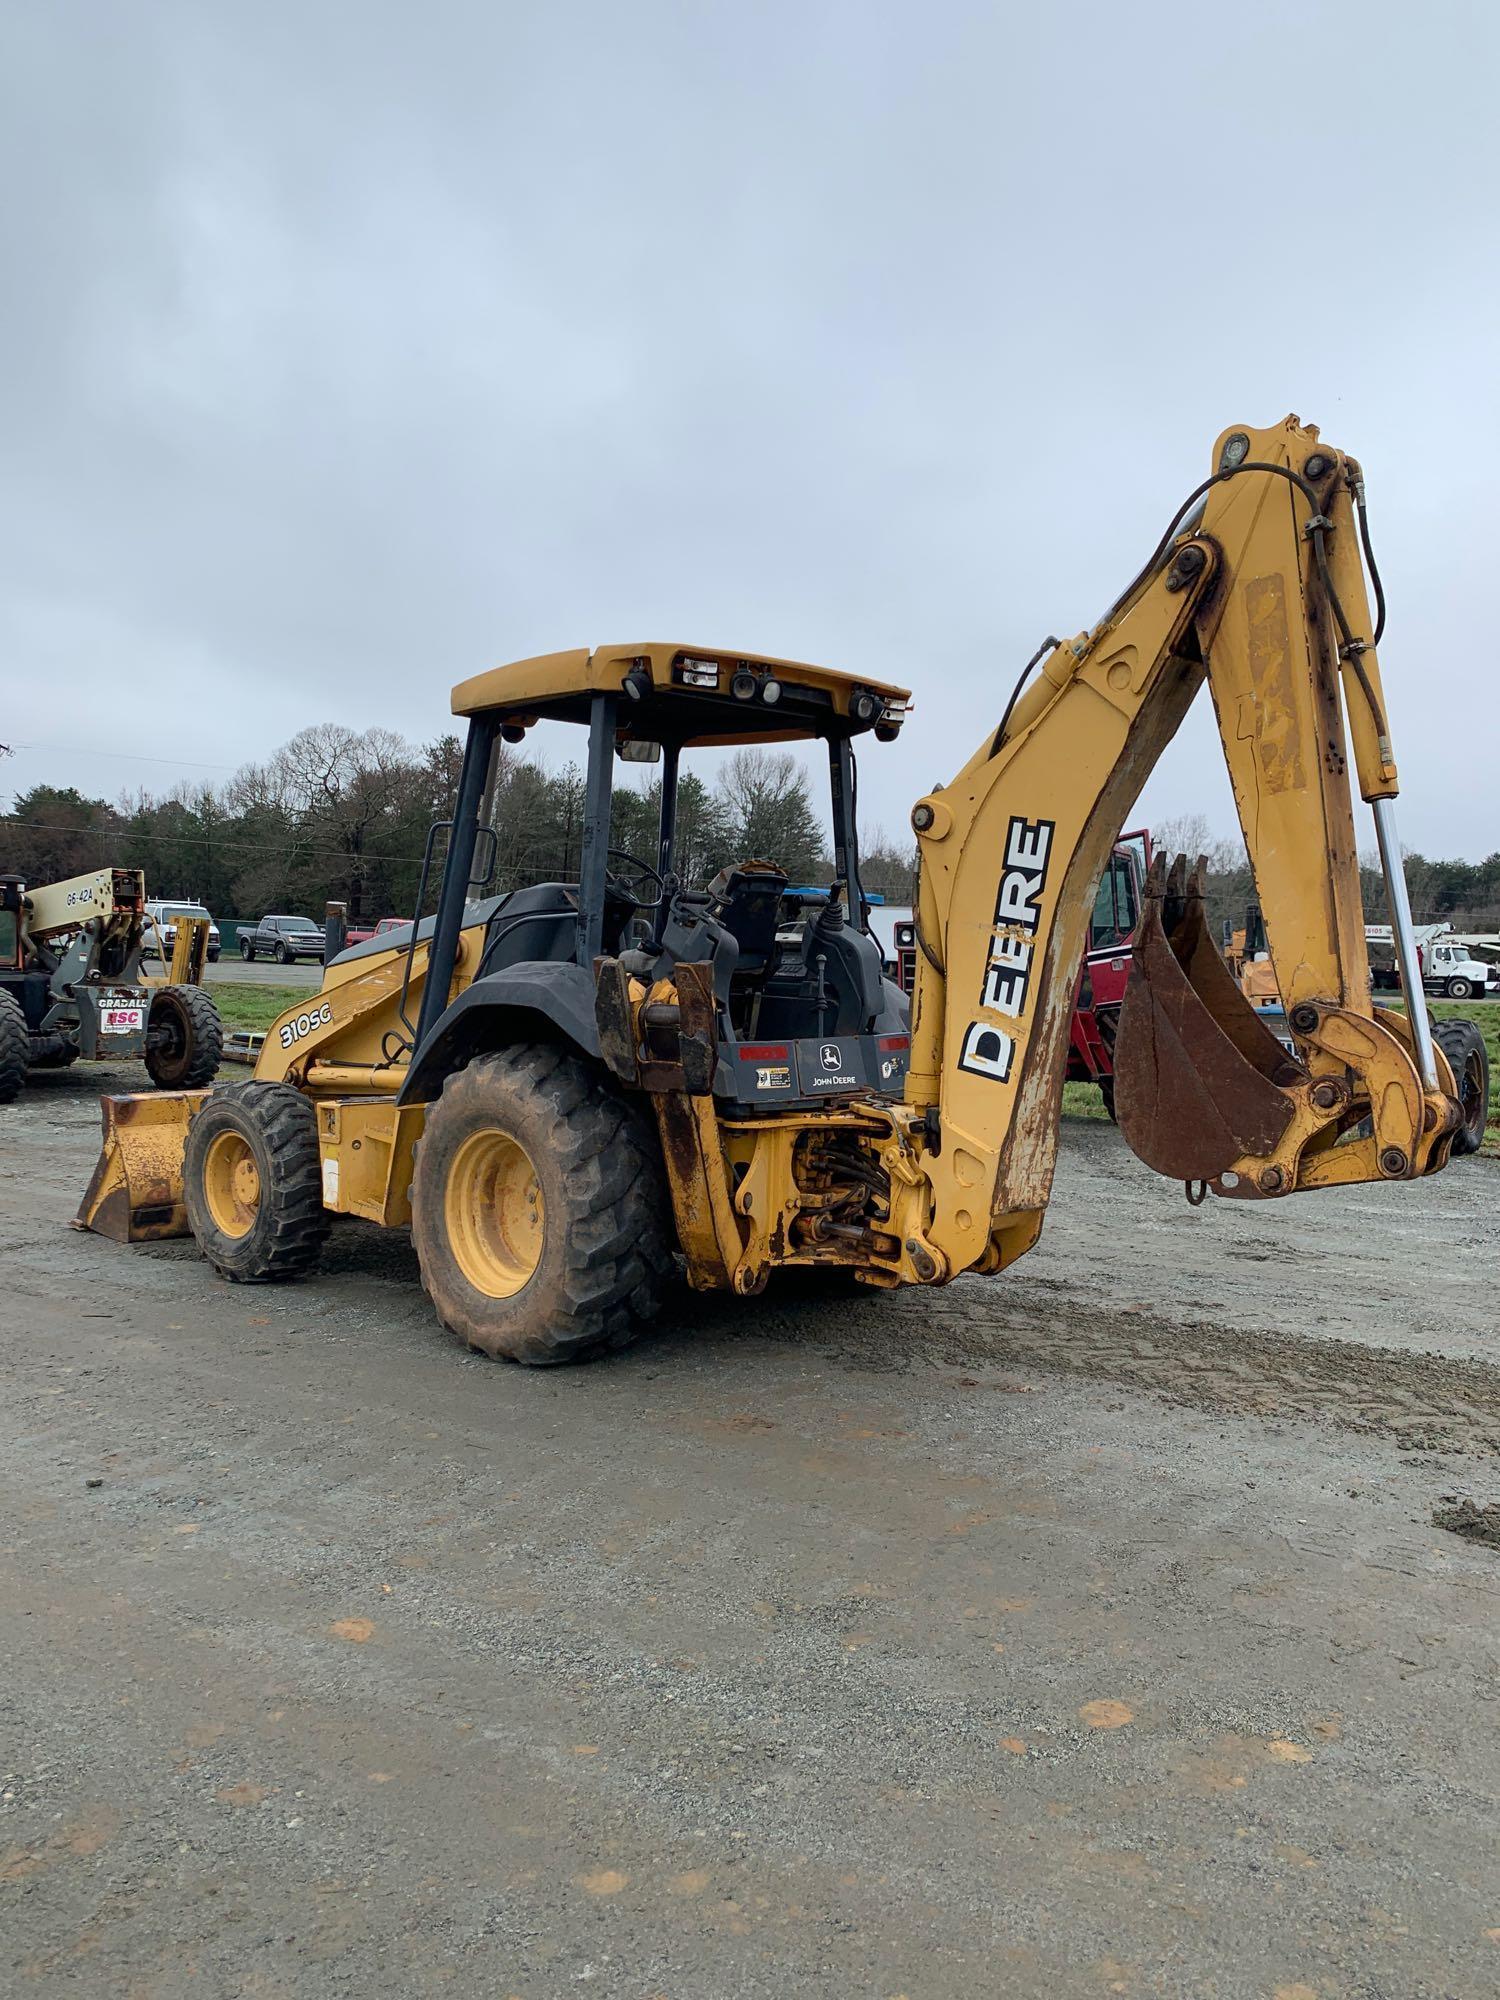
[343, 916, 406, 948]
[891, 829, 1149, 1121]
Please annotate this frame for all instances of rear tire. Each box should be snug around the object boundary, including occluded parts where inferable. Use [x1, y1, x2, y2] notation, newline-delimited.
[146, 986, 224, 1089]
[183, 1081, 330, 1281]
[412, 1045, 674, 1365]
[1098, 1076, 1117, 1123]
[0, 992, 28, 1103]
[241, 938, 255, 962]
[1435, 1018, 1489, 1157]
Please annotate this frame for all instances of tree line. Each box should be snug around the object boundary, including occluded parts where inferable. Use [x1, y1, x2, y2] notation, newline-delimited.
[1, 725, 918, 922]
[4, 729, 1488, 932]
[1150, 813, 1500, 938]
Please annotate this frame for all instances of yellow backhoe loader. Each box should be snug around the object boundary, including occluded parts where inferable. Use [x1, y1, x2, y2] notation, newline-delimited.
[78, 417, 1472, 1363]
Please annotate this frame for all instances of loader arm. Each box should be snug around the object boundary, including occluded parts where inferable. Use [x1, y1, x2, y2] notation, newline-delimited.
[898, 416, 1460, 1285]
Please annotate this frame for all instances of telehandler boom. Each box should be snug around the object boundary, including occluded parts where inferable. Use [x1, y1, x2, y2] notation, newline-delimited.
[78, 418, 1469, 1363]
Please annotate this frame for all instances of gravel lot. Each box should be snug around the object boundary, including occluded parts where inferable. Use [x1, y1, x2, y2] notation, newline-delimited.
[3, 1061, 1499, 1998]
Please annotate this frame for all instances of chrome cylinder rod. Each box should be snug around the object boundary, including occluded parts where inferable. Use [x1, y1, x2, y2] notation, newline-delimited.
[1372, 795, 1438, 1090]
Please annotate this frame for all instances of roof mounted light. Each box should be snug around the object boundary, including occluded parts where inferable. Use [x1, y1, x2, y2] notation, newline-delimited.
[730, 667, 758, 701]
[760, 677, 783, 705]
[622, 663, 652, 702]
[676, 656, 719, 690]
[849, 689, 880, 726]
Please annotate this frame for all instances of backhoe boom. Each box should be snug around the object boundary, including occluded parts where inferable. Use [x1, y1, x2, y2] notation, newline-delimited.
[895, 416, 1460, 1287]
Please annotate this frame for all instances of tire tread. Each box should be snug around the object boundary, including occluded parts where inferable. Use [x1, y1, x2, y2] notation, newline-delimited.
[414, 1046, 674, 1365]
[0, 991, 28, 1104]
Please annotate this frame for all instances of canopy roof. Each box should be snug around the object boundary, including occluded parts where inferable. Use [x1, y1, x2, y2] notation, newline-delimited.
[450, 642, 910, 747]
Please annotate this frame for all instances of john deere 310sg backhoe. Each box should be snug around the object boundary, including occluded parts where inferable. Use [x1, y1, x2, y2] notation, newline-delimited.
[78, 418, 1481, 1363]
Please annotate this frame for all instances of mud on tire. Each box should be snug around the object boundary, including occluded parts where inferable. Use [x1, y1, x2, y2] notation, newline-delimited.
[146, 985, 224, 1090]
[0, 991, 28, 1104]
[1435, 1017, 1490, 1157]
[183, 1080, 330, 1282]
[411, 1045, 674, 1366]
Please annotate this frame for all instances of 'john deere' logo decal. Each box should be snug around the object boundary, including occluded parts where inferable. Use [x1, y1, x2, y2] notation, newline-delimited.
[819, 1043, 844, 1071]
[958, 815, 1054, 1084]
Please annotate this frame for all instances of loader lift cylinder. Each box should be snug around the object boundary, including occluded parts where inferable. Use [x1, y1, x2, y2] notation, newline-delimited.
[413, 714, 498, 1054]
[1372, 794, 1438, 1090]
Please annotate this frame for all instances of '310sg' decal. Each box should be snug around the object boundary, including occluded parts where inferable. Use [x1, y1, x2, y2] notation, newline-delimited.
[279, 1000, 334, 1049]
[958, 815, 1054, 1084]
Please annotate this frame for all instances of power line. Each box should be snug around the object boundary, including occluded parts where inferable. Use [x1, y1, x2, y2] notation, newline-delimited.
[11, 740, 241, 771]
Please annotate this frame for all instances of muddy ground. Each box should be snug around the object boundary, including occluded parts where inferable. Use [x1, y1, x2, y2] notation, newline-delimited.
[3, 1061, 1499, 1999]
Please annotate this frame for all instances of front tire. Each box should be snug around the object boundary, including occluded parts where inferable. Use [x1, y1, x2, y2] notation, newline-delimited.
[1435, 1018, 1489, 1157]
[183, 1081, 330, 1281]
[0, 992, 28, 1103]
[411, 1045, 673, 1365]
[146, 985, 224, 1089]
[1447, 977, 1476, 1001]
[275, 941, 290, 965]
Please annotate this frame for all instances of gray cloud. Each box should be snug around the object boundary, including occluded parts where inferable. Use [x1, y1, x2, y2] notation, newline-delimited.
[3, 0, 1497, 860]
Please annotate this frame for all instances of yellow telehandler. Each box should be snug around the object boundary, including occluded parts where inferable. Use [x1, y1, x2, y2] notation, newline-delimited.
[78, 418, 1473, 1363]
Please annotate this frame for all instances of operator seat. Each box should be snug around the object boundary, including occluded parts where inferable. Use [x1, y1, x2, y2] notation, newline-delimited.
[704, 861, 788, 983]
[477, 879, 635, 979]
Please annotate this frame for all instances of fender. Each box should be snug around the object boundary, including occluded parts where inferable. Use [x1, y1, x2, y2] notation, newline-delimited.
[398, 960, 601, 1105]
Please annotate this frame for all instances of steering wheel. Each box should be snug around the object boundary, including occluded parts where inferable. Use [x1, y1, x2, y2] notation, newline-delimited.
[605, 848, 665, 909]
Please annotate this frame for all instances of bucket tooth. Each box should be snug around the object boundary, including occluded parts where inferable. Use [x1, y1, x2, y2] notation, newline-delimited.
[1113, 853, 1302, 1182]
[73, 1091, 206, 1243]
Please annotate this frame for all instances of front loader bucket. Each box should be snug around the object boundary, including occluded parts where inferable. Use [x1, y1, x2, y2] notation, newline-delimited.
[1113, 855, 1304, 1182]
[72, 1091, 208, 1243]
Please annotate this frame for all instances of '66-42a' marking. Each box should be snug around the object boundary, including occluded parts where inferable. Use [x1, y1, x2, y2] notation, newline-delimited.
[279, 999, 333, 1049]
[958, 815, 1055, 1084]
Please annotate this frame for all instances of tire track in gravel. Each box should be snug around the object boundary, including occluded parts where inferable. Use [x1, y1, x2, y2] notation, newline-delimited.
[757, 1278, 1500, 1457]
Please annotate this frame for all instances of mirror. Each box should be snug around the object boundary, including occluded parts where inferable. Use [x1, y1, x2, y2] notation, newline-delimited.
[617, 738, 663, 764]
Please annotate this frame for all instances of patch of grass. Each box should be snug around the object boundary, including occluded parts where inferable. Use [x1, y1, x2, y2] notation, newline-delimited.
[1062, 1080, 1111, 1123]
[205, 982, 309, 1034]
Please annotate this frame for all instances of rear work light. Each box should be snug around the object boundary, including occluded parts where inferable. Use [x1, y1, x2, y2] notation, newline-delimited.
[677, 657, 719, 690]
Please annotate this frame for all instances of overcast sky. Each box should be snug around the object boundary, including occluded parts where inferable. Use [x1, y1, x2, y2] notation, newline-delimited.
[3, 0, 1497, 866]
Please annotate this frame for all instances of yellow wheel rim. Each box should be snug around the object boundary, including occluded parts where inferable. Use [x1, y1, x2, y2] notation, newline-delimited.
[202, 1129, 261, 1239]
[444, 1129, 545, 1298]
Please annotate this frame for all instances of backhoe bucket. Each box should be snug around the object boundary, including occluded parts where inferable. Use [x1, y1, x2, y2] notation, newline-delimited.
[1112, 854, 1304, 1182]
[72, 1091, 207, 1243]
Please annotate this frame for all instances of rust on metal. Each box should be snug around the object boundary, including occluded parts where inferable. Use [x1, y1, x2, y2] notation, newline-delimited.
[1113, 853, 1300, 1181]
[73, 1091, 208, 1243]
